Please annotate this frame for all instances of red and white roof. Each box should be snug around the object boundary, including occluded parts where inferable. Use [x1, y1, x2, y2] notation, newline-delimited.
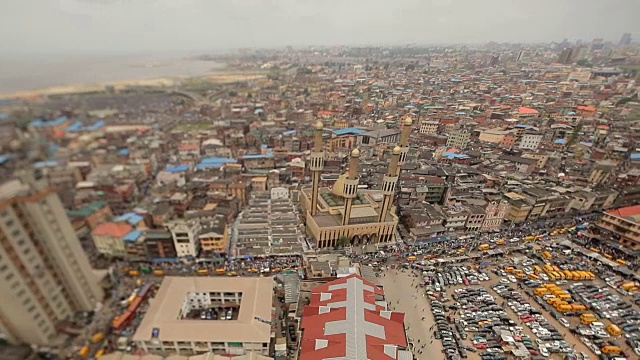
[300, 274, 408, 360]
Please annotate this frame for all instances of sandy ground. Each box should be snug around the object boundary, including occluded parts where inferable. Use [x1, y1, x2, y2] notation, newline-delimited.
[380, 269, 444, 359]
[0, 73, 266, 99]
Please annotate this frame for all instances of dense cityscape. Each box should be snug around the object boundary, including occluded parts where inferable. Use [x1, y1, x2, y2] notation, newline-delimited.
[1, 35, 640, 360]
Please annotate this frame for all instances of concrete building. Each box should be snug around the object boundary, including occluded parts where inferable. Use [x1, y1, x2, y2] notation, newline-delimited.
[446, 130, 470, 149]
[482, 201, 508, 231]
[0, 174, 104, 346]
[419, 120, 439, 134]
[301, 117, 413, 248]
[596, 205, 640, 251]
[518, 133, 543, 151]
[133, 276, 273, 356]
[167, 219, 202, 258]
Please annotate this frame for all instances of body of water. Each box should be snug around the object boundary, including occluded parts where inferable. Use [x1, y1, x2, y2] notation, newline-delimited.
[0, 54, 225, 93]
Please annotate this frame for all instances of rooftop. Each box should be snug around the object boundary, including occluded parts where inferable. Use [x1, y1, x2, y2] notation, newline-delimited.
[300, 274, 408, 360]
[605, 205, 640, 224]
[132, 276, 273, 343]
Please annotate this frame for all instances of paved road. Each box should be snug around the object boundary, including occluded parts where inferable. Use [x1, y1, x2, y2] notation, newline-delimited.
[380, 268, 442, 359]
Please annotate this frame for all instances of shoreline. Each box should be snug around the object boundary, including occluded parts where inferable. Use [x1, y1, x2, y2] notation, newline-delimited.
[0, 71, 268, 100]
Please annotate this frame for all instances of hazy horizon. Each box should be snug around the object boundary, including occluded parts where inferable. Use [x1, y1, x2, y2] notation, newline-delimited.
[2, 0, 639, 56]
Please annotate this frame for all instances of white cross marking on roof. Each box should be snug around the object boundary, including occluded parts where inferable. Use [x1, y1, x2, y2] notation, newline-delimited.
[323, 276, 385, 360]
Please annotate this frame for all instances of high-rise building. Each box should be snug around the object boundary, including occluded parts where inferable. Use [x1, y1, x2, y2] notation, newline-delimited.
[558, 48, 573, 64]
[0, 172, 104, 346]
[619, 33, 632, 46]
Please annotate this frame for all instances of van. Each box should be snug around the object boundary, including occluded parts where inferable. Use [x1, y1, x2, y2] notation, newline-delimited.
[128, 270, 139, 277]
[580, 313, 597, 324]
[91, 332, 104, 344]
[571, 304, 587, 311]
[557, 304, 572, 312]
[153, 269, 164, 276]
[606, 324, 622, 336]
[601, 346, 621, 354]
[79, 346, 90, 358]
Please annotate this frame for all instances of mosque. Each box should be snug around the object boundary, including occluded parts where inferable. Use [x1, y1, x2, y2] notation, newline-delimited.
[300, 116, 413, 248]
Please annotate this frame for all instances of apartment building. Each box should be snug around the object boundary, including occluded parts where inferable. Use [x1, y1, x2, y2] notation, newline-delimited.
[420, 121, 439, 134]
[596, 205, 640, 251]
[446, 130, 471, 149]
[0, 173, 104, 346]
[518, 133, 543, 151]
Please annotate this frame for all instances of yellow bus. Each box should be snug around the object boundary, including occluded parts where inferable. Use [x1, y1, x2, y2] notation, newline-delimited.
[552, 265, 561, 272]
[615, 259, 626, 265]
[533, 265, 543, 274]
[547, 272, 557, 281]
[153, 269, 164, 276]
[78, 346, 90, 358]
[197, 269, 209, 276]
[542, 251, 552, 259]
[478, 244, 490, 251]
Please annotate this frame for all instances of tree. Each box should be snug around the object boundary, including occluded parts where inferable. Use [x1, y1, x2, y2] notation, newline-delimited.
[338, 236, 349, 248]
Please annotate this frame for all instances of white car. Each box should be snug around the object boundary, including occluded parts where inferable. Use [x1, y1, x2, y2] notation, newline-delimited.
[509, 238, 520, 243]
[507, 275, 517, 283]
[539, 346, 550, 357]
[559, 318, 570, 327]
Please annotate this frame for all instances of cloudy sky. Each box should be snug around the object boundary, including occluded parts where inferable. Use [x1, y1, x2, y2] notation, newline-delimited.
[1, 0, 639, 55]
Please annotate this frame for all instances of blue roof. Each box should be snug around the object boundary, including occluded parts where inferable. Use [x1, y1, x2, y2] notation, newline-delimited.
[241, 154, 268, 160]
[166, 164, 189, 173]
[282, 130, 296, 136]
[200, 157, 237, 164]
[630, 153, 640, 160]
[123, 230, 142, 242]
[66, 121, 83, 132]
[195, 157, 237, 170]
[118, 148, 129, 155]
[0, 155, 11, 164]
[86, 120, 105, 131]
[442, 152, 470, 160]
[29, 116, 68, 127]
[332, 127, 365, 136]
[114, 212, 144, 226]
[514, 124, 534, 129]
[33, 160, 58, 168]
[554, 139, 566, 144]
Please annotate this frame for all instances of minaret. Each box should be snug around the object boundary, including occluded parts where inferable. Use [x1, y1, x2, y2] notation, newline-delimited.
[309, 121, 325, 216]
[341, 148, 360, 226]
[397, 116, 413, 175]
[378, 146, 401, 222]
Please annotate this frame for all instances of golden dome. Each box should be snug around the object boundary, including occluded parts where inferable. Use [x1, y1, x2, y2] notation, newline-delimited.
[392, 146, 402, 155]
[315, 121, 324, 130]
[403, 116, 413, 126]
[351, 148, 361, 157]
[331, 173, 347, 197]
